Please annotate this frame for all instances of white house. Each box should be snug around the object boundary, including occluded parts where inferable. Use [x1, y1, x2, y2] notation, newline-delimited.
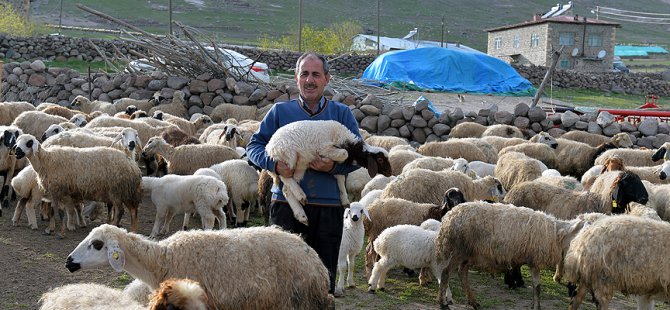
[351, 34, 480, 53]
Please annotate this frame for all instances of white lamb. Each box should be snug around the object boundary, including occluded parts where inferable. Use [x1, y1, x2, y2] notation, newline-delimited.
[141, 175, 228, 238]
[335, 202, 371, 296]
[265, 120, 392, 226]
[209, 159, 260, 227]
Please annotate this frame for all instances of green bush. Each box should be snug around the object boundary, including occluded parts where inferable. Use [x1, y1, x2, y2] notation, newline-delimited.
[259, 21, 362, 55]
[0, 2, 35, 36]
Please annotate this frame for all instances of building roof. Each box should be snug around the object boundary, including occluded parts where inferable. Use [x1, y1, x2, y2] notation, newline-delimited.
[615, 45, 669, 57]
[352, 34, 481, 53]
[486, 15, 620, 32]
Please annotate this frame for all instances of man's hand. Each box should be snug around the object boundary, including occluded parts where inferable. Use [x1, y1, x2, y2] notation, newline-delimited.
[309, 156, 334, 172]
[276, 161, 294, 178]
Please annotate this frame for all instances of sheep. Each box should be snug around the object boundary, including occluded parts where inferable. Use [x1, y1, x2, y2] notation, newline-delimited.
[534, 175, 584, 191]
[364, 135, 411, 152]
[594, 148, 658, 167]
[417, 140, 489, 163]
[209, 159, 259, 227]
[165, 115, 213, 136]
[199, 123, 236, 146]
[71, 95, 117, 115]
[388, 148, 423, 175]
[381, 169, 505, 205]
[504, 181, 609, 220]
[160, 126, 200, 147]
[265, 120, 392, 226]
[113, 92, 163, 114]
[334, 201, 371, 297]
[11, 165, 42, 229]
[481, 124, 524, 138]
[39, 278, 212, 310]
[389, 144, 416, 152]
[141, 175, 228, 238]
[560, 131, 633, 148]
[364, 189, 467, 277]
[65, 224, 334, 310]
[0, 125, 27, 207]
[85, 116, 175, 147]
[449, 158, 477, 179]
[344, 167, 372, 203]
[209, 103, 273, 123]
[562, 215, 670, 310]
[257, 169, 272, 224]
[435, 201, 587, 310]
[401, 156, 454, 174]
[141, 137, 240, 175]
[588, 170, 649, 214]
[481, 136, 528, 152]
[69, 113, 90, 127]
[468, 160, 496, 178]
[11, 110, 69, 139]
[588, 155, 670, 186]
[41, 105, 91, 123]
[13, 134, 142, 238]
[528, 131, 559, 148]
[148, 90, 188, 119]
[0, 101, 36, 125]
[494, 151, 544, 191]
[498, 142, 558, 169]
[448, 122, 487, 138]
[367, 219, 452, 300]
[361, 174, 396, 198]
[453, 138, 499, 163]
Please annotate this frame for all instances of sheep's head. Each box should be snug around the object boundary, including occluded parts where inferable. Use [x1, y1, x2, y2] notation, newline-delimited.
[3, 127, 21, 148]
[41, 124, 65, 141]
[195, 115, 213, 130]
[441, 187, 466, 214]
[153, 110, 164, 121]
[482, 176, 506, 202]
[66, 224, 129, 273]
[659, 161, 670, 180]
[125, 105, 138, 116]
[130, 110, 149, 119]
[611, 133, 633, 148]
[652, 142, 670, 162]
[451, 158, 477, 179]
[150, 278, 212, 310]
[346, 202, 370, 223]
[601, 156, 625, 174]
[150, 91, 164, 106]
[70, 95, 88, 107]
[345, 142, 392, 178]
[532, 131, 558, 149]
[70, 114, 88, 127]
[610, 170, 648, 214]
[112, 128, 142, 153]
[13, 134, 39, 159]
[142, 137, 166, 158]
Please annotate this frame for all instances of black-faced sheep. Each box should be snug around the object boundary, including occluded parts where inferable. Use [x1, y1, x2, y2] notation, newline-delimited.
[588, 170, 649, 214]
[148, 90, 188, 119]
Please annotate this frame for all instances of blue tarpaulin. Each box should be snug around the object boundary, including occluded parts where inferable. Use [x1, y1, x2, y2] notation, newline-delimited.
[360, 47, 536, 96]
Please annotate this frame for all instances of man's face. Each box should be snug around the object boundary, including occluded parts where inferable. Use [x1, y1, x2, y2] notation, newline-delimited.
[295, 56, 330, 104]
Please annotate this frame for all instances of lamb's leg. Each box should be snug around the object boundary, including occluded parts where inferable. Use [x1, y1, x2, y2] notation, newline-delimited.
[75, 203, 87, 228]
[182, 213, 190, 230]
[419, 268, 433, 286]
[431, 262, 452, 305]
[151, 206, 167, 238]
[162, 209, 174, 235]
[280, 175, 307, 206]
[127, 203, 139, 233]
[335, 175, 350, 207]
[226, 200, 237, 226]
[530, 266, 541, 310]
[279, 176, 308, 226]
[365, 241, 376, 278]
[592, 286, 612, 310]
[320, 145, 349, 162]
[368, 257, 393, 292]
[636, 295, 654, 310]
[44, 202, 57, 235]
[346, 253, 356, 288]
[335, 256, 346, 296]
[12, 198, 26, 226]
[64, 204, 77, 231]
[213, 208, 227, 229]
[25, 197, 38, 230]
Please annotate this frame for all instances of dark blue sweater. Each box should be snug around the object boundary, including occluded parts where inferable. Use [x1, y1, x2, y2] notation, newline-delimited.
[247, 99, 362, 206]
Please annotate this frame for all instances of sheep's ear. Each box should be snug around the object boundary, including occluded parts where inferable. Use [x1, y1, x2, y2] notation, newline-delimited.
[111, 133, 122, 147]
[27, 138, 38, 154]
[366, 155, 378, 177]
[362, 207, 372, 222]
[107, 240, 125, 272]
[560, 220, 585, 250]
[652, 147, 667, 162]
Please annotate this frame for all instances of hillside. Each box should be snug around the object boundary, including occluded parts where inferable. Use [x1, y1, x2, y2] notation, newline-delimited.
[30, 0, 670, 52]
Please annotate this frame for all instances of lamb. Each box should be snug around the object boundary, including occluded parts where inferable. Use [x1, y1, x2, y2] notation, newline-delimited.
[148, 90, 188, 119]
[141, 137, 240, 175]
[65, 225, 333, 310]
[69, 113, 90, 127]
[42, 105, 93, 123]
[345, 167, 372, 203]
[209, 159, 259, 227]
[11, 165, 42, 229]
[448, 122, 487, 138]
[165, 115, 213, 136]
[365, 135, 411, 152]
[494, 151, 544, 191]
[388, 148, 423, 175]
[562, 215, 670, 310]
[481, 124, 524, 138]
[528, 131, 560, 148]
[13, 134, 142, 238]
[480, 136, 528, 152]
[265, 120, 392, 226]
[11, 110, 69, 139]
[381, 169, 505, 205]
[141, 175, 228, 238]
[401, 156, 454, 174]
[504, 181, 610, 220]
[0, 101, 35, 125]
[468, 160, 496, 178]
[361, 174, 396, 198]
[160, 126, 200, 147]
[71, 95, 117, 115]
[85, 116, 175, 147]
[449, 158, 477, 179]
[498, 142, 558, 169]
[209, 103, 273, 123]
[113, 92, 163, 114]
[39, 278, 211, 310]
[417, 140, 488, 163]
[560, 131, 633, 148]
[435, 201, 587, 310]
[334, 201, 371, 297]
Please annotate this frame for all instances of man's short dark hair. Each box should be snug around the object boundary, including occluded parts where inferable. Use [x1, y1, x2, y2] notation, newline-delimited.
[295, 52, 330, 75]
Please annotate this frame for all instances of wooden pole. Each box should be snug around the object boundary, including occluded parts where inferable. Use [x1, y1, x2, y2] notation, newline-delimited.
[88, 65, 92, 101]
[298, 0, 303, 53]
[0, 60, 4, 102]
[169, 0, 173, 35]
[58, 0, 64, 34]
[531, 46, 564, 108]
[76, 4, 156, 37]
[377, 0, 380, 55]
[441, 16, 445, 48]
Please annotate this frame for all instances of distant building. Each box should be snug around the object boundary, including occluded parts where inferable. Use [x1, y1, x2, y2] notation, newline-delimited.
[615, 45, 669, 59]
[486, 15, 620, 72]
[351, 34, 481, 53]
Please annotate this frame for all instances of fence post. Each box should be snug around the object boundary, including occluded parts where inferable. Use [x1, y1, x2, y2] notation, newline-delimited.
[0, 59, 4, 101]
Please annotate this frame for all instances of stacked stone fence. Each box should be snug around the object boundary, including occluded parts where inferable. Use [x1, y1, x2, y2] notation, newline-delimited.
[2, 59, 670, 150]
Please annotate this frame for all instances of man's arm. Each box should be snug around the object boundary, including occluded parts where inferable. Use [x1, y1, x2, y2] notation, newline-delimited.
[246, 107, 278, 173]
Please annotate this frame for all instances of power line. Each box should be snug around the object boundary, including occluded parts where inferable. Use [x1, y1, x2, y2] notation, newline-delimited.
[598, 6, 670, 17]
[594, 5, 670, 25]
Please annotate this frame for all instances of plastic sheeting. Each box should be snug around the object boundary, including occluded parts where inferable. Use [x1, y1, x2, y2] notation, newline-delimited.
[360, 47, 536, 96]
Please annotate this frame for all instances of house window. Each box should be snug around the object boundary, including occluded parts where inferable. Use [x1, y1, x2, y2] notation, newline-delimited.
[559, 32, 575, 46]
[514, 34, 519, 48]
[588, 34, 603, 47]
[530, 34, 539, 47]
[495, 37, 502, 49]
[560, 59, 571, 69]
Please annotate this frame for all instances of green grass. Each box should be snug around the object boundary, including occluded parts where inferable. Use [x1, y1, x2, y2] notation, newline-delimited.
[44, 59, 122, 73]
[544, 88, 654, 109]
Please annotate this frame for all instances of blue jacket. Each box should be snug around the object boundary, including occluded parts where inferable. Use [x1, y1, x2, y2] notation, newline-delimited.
[247, 99, 362, 206]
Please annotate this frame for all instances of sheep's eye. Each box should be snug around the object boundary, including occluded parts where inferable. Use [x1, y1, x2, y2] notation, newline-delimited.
[91, 240, 104, 250]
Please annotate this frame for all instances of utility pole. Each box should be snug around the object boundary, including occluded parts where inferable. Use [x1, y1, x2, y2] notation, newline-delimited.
[441, 15, 445, 48]
[298, 0, 303, 53]
[377, 0, 380, 55]
[58, 0, 64, 35]
[531, 46, 564, 108]
[169, 0, 173, 35]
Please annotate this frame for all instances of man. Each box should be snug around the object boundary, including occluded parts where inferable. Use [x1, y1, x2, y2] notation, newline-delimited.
[247, 52, 361, 295]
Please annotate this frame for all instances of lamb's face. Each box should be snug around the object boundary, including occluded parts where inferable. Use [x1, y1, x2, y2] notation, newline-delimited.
[153, 111, 164, 121]
[346, 202, 370, 222]
[66, 225, 126, 273]
[41, 124, 64, 141]
[199, 116, 212, 126]
[70, 114, 87, 127]
[70, 95, 86, 107]
[13, 134, 39, 159]
[125, 105, 138, 115]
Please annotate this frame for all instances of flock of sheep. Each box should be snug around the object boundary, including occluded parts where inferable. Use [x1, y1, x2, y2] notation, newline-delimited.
[2, 92, 670, 310]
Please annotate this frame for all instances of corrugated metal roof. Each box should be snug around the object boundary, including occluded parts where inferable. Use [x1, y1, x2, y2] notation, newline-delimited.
[615, 45, 669, 57]
[486, 15, 620, 32]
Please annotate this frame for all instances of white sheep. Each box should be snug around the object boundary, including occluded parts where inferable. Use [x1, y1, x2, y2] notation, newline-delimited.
[209, 159, 259, 227]
[11, 165, 42, 229]
[388, 148, 423, 175]
[148, 90, 188, 119]
[365, 135, 411, 152]
[142, 175, 228, 238]
[265, 120, 391, 226]
[0, 101, 35, 125]
[535, 175, 584, 191]
[345, 167, 372, 203]
[481, 124, 524, 138]
[480, 136, 528, 152]
[85, 115, 176, 148]
[71, 95, 117, 115]
[360, 175, 396, 198]
[594, 147, 658, 167]
[401, 156, 454, 174]
[11, 110, 69, 139]
[495, 151, 544, 191]
[560, 131, 633, 148]
[113, 92, 162, 114]
[141, 137, 240, 175]
[417, 140, 489, 163]
[449, 158, 477, 179]
[334, 201, 371, 296]
[209, 103, 273, 123]
[468, 160, 496, 178]
[65, 225, 333, 309]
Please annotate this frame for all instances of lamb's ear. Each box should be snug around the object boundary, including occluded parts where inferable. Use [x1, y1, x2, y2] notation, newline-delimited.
[27, 138, 37, 154]
[107, 240, 125, 272]
[362, 207, 372, 222]
[366, 155, 378, 177]
[652, 146, 667, 162]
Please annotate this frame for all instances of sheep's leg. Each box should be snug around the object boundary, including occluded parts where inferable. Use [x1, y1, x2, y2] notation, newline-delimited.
[335, 175, 350, 207]
[636, 295, 654, 310]
[182, 213, 190, 230]
[12, 198, 27, 227]
[368, 257, 393, 292]
[458, 264, 479, 309]
[365, 241, 377, 278]
[64, 204, 77, 231]
[213, 208, 226, 229]
[161, 209, 175, 235]
[439, 267, 453, 309]
[568, 284, 588, 310]
[25, 197, 38, 230]
[419, 268, 433, 286]
[127, 203, 139, 233]
[151, 206, 168, 238]
[226, 200, 237, 226]
[592, 287, 612, 310]
[320, 145, 349, 162]
[335, 256, 346, 296]
[431, 262, 452, 305]
[346, 253, 356, 287]
[75, 203, 87, 228]
[530, 266, 541, 310]
[280, 175, 307, 206]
